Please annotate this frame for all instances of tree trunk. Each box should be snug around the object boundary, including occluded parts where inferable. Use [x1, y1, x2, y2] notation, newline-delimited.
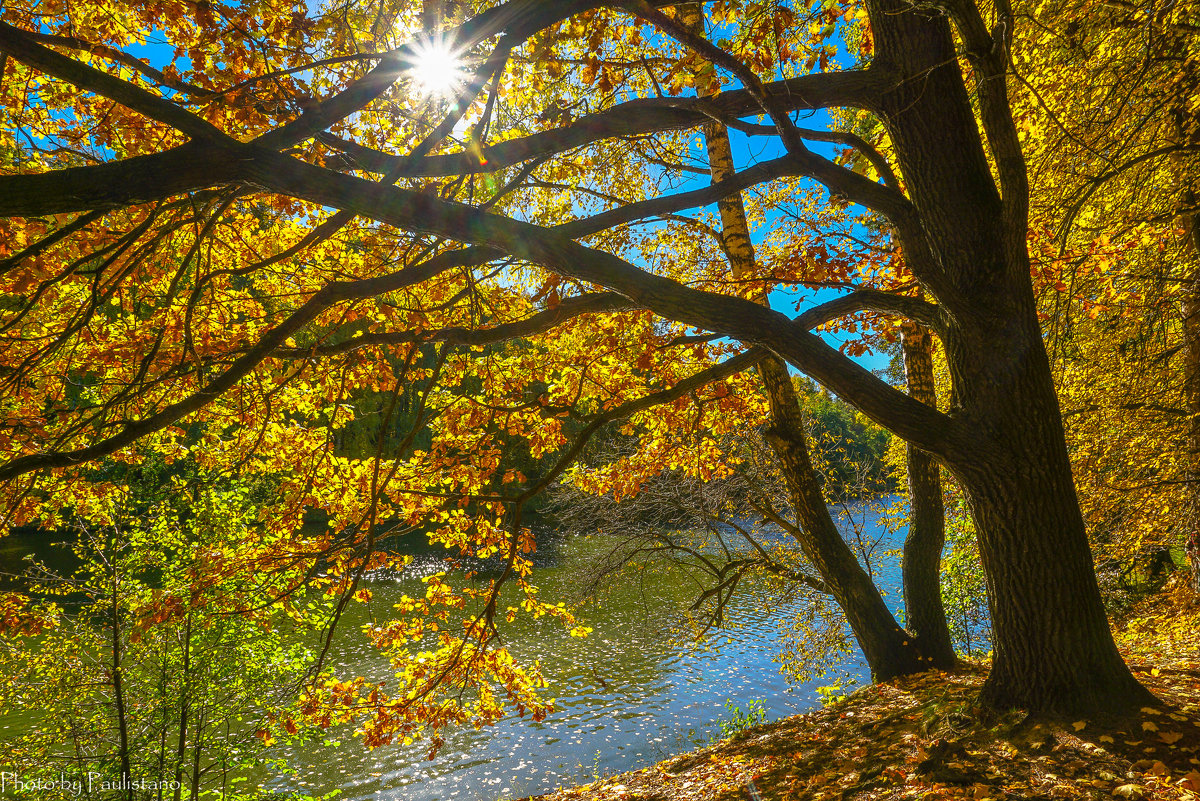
[682, 3, 942, 679]
[900, 320, 956, 668]
[109, 560, 133, 801]
[759, 360, 929, 680]
[957, 401, 1156, 712]
[1183, 192, 1200, 595]
[866, 0, 1153, 713]
[941, 299, 1156, 713]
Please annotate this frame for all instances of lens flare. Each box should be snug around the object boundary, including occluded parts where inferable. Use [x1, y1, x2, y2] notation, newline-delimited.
[407, 37, 467, 99]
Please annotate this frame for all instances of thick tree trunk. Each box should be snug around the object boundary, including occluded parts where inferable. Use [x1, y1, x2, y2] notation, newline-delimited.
[956, 390, 1156, 711]
[900, 321, 956, 668]
[867, 1, 1153, 713]
[946, 303, 1156, 713]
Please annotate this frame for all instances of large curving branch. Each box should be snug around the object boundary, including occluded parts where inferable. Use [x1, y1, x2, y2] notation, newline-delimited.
[318, 68, 889, 178]
[0, 141, 246, 217]
[0, 148, 960, 479]
[0, 70, 889, 220]
[238, 150, 965, 458]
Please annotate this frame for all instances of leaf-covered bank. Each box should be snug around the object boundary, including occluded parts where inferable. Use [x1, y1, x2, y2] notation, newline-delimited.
[528, 588, 1200, 801]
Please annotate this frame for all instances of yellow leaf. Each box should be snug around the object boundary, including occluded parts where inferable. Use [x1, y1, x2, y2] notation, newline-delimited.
[1073, 720, 1087, 731]
[1161, 731, 1184, 745]
[1142, 721, 1159, 732]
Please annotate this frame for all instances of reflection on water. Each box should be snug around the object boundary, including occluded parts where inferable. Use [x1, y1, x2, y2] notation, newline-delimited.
[0, 507, 908, 801]
[259, 508, 903, 801]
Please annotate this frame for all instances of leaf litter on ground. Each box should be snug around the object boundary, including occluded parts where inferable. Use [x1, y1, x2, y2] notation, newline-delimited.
[523, 589, 1200, 801]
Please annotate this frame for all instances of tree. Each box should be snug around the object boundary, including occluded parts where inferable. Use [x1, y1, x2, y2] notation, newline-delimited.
[1006, 1, 1200, 597]
[0, 0, 1153, 718]
[0, 469, 329, 799]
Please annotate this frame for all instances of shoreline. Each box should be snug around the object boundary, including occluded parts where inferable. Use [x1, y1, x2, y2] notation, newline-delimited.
[523, 591, 1200, 801]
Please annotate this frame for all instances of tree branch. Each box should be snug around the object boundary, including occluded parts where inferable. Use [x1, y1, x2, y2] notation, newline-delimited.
[795, 288, 945, 335]
[556, 155, 801, 238]
[238, 149, 964, 459]
[16, 30, 213, 96]
[516, 348, 766, 501]
[319, 68, 889, 177]
[275, 292, 633, 357]
[0, 22, 229, 142]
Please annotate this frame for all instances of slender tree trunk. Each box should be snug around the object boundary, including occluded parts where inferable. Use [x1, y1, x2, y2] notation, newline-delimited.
[173, 611, 192, 801]
[109, 565, 133, 801]
[682, 2, 943, 679]
[190, 711, 205, 801]
[1182, 191, 1200, 595]
[758, 361, 929, 679]
[900, 320, 956, 667]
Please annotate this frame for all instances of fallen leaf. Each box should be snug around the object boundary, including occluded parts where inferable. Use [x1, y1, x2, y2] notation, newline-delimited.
[1161, 731, 1184, 744]
[1142, 721, 1159, 732]
[1114, 783, 1148, 800]
[1073, 720, 1087, 731]
[1100, 735, 1115, 744]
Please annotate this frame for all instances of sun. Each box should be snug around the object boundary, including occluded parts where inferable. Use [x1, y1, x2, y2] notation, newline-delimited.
[407, 36, 468, 99]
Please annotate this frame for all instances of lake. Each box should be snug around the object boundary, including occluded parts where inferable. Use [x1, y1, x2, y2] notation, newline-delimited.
[256, 505, 906, 801]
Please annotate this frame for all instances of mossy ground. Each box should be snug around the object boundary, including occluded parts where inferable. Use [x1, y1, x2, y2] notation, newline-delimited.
[525, 584, 1200, 801]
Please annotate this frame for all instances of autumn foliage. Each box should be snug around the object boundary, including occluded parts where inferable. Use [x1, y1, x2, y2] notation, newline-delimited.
[0, 0, 1196, 777]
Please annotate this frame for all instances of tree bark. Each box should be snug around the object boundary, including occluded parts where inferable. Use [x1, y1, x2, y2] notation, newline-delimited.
[1182, 190, 1200, 595]
[681, 3, 942, 680]
[865, 0, 1153, 713]
[900, 320, 956, 668]
[957, 393, 1155, 713]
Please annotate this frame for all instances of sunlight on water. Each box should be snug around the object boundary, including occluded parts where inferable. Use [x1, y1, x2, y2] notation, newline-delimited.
[258, 507, 905, 801]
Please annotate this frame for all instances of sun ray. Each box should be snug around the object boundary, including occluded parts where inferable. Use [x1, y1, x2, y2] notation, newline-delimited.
[406, 35, 468, 99]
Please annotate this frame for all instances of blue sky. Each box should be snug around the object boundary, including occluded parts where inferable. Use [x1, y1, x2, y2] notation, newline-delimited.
[58, 8, 894, 378]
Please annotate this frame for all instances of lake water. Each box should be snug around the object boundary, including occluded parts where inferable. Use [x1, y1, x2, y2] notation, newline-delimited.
[257, 507, 906, 801]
